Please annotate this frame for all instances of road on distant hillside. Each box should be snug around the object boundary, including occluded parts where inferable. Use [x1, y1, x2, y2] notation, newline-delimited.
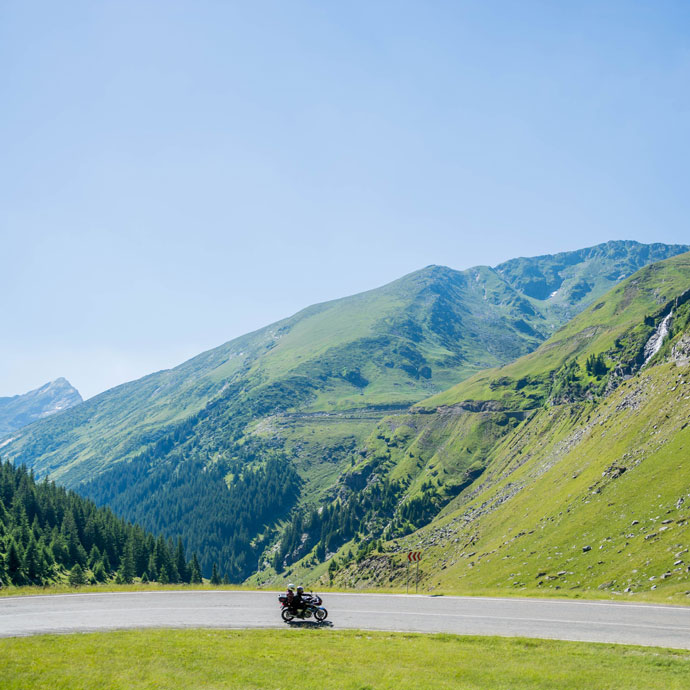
[1, 591, 689, 649]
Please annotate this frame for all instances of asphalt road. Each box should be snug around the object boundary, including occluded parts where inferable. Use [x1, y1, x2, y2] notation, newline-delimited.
[1, 591, 689, 649]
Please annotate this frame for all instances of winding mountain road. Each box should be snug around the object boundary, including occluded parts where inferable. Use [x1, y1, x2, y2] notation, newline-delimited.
[1, 591, 689, 649]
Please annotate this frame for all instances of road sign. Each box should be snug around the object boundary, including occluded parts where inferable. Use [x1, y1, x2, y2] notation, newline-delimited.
[406, 552, 422, 594]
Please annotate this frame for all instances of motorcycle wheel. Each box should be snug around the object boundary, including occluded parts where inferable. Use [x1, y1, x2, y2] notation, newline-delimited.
[281, 608, 295, 622]
[314, 608, 328, 622]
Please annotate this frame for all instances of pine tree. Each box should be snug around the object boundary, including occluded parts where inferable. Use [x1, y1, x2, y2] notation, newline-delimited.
[130, 529, 146, 577]
[41, 543, 55, 567]
[166, 539, 180, 583]
[6, 538, 23, 584]
[88, 545, 101, 568]
[23, 537, 43, 583]
[0, 544, 7, 586]
[154, 536, 172, 580]
[50, 535, 69, 567]
[118, 541, 135, 584]
[92, 561, 107, 582]
[175, 538, 189, 584]
[146, 552, 158, 581]
[68, 563, 86, 587]
[61, 510, 81, 566]
[0, 495, 8, 526]
[158, 563, 171, 584]
[210, 563, 221, 585]
[102, 551, 112, 575]
[189, 553, 202, 584]
[315, 541, 326, 562]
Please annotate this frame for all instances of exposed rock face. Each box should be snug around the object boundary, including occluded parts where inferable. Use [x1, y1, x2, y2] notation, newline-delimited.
[0, 378, 82, 436]
[672, 333, 690, 367]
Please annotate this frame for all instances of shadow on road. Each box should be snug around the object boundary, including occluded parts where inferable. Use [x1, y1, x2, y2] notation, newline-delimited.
[286, 620, 334, 629]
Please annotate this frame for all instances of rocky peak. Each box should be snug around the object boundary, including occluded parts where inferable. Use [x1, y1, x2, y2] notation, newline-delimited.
[0, 378, 83, 436]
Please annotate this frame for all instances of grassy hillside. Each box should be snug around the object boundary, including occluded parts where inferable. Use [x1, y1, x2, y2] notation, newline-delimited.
[424, 252, 690, 409]
[269, 253, 690, 601]
[1, 241, 686, 580]
[326, 357, 690, 601]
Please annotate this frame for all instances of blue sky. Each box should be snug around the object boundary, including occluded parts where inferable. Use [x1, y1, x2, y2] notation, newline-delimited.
[2, 1, 689, 399]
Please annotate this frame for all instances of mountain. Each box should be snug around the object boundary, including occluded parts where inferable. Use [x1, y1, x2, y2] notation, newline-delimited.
[1, 240, 687, 580]
[0, 378, 82, 436]
[278, 252, 690, 601]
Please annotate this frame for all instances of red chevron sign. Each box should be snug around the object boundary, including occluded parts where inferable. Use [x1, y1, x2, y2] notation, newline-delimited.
[407, 551, 422, 562]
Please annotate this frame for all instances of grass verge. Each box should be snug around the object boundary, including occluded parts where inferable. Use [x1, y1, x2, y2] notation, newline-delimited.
[2, 629, 689, 690]
[2, 582, 690, 607]
[0, 582, 254, 598]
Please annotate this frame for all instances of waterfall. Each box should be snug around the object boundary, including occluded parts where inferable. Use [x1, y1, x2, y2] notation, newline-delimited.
[643, 311, 673, 365]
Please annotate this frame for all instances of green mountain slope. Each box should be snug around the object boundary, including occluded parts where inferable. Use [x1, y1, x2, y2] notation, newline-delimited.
[283, 252, 690, 601]
[1, 241, 686, 580]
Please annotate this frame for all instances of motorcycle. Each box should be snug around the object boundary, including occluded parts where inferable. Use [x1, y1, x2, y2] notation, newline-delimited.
[278, 591, 328, 622]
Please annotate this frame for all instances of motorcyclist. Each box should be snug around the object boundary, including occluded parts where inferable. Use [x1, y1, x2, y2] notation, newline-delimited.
[293, 585, 305, 614]
[285, 583, 296, 609]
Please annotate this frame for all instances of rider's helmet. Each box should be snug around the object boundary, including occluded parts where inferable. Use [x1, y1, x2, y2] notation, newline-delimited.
[296, 585, 304, 594]
[287, 583, 295, 591]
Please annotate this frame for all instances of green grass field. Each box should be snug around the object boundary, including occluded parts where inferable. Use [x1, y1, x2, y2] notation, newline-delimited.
[2, 629, 689, 690]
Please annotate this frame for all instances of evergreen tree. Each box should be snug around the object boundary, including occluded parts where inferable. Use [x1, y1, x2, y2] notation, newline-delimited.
[130, 530, 147, 577]
[68, 563, 86, 587]
[210, 563, 221, 585]
[118, 541, 135, 584]
[154, 536, 171, 580]
[158, 563, 171, 584]
[189, 553, 202, 584]
[92, 561, 107, 583]
[6, 538, 23, 584]
[50, 535, 69, 568]
[41, 542, 55, 568]
[272, 550, 283, 573]
[166, 538, 180, 583]
[0, 543, 7, 586]
[146, 552, 158, 581]
[88, 544, 101, 568]
[328, 558, 338, 583]
[315, 541, 326, 562]
[586, 353, 608, 377]
[175, 538, 189, 584]
[23, 537, 43, 583]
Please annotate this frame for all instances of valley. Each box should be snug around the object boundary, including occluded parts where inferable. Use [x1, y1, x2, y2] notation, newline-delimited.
[2, 240, 689, 599]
